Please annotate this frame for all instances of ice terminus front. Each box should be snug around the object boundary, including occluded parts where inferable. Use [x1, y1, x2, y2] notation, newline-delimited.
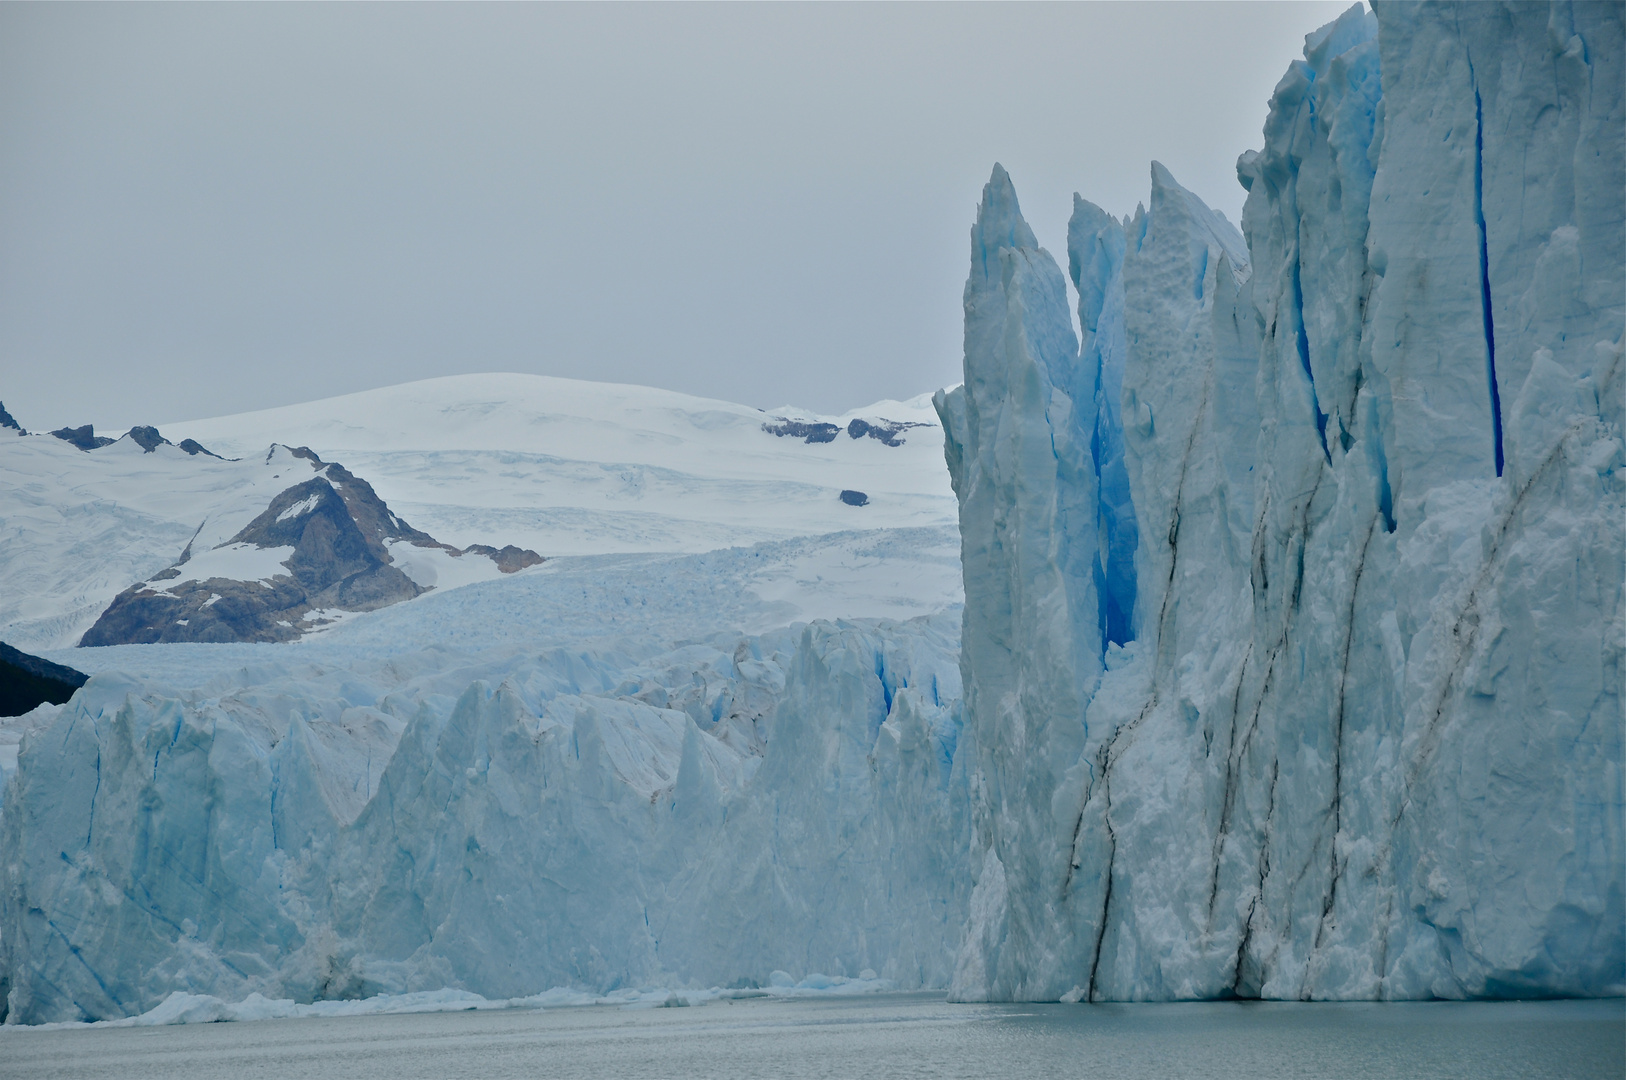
[941, 1, 1624, 1002]
[934, 165, 1101, 1000]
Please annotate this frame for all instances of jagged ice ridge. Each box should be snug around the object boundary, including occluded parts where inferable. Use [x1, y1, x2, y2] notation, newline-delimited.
[938, 1, 1622, 1002]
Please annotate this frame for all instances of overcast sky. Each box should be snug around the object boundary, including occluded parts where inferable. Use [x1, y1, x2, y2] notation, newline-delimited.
[1, 1, 1354, 431]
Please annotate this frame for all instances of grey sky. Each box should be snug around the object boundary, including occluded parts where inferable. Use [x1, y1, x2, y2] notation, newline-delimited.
[1, 1, 1353, 431]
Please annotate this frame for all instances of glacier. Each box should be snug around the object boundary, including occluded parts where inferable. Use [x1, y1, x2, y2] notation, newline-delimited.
[0, 611, 968, 1023]
[938, 1, 1622, 1001]
[0, 0, 1620, 1023]
[0, 381, 966, 1021]
[0, 375, 958, 652]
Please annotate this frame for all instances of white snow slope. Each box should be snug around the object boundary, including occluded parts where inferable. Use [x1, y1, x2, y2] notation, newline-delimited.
[0, 438, 307, 650]
[0, 375, 959, 651]
[164, 373, 956, 557]
[0, 438, 524, 651]
[940, 1, 1622, 1004]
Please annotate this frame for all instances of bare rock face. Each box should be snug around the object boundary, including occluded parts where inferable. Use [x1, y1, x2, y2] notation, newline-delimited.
[763, 416, 932, 447]
[49, 425, 114, 451]
[762, 418, 839, 443]
[846, 418, 930, 446]
[176, 438, 221, 458]
[126, 426, 166, 452]
[122, 425, 223, 457]
[80, 449, 542, 646]
[459, 544, 545, 574]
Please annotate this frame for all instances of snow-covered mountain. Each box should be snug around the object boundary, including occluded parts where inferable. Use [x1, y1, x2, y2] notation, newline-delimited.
[0, 433, 537, 650]
[82, 446, 540, 646]
[0, 376, 960, 652]
[163, 373, 956, 557]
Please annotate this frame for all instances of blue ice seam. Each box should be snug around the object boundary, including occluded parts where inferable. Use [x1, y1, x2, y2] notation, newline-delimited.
[1472, 83, 1505, 477]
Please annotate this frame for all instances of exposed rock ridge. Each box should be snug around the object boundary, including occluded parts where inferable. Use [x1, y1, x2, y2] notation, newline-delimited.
[763, 416, 933, 446]
[44, 421, 223, 458]
[80, 446, 543, 645]
[49, 424, 115, 451]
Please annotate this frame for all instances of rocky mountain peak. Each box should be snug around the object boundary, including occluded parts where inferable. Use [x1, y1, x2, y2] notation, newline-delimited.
[49, 424, 115, 451]
[81, 446, 542, 646]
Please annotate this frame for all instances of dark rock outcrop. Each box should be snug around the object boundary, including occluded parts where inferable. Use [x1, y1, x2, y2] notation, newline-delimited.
[0, 643, 88, 717]
[177, 438, 222, 458]
[460, 544, 546, 574]
[0, 402, 23, 435]
[763, 416, 932, 447]
[40, 419, 223, 457]
[115, 424, 224, 458]
[763, 419, 840, 443]
[80, 447, 543, 646]
[839, 489, 869, 507]
[127, 425, 165, 452]
[50, 425, 115, 451]
[846, 417, 931, 447]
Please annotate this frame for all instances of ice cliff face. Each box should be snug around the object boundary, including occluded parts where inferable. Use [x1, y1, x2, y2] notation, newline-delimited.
[938, 1, 1623, 1001]
[0, 615, 967, 1023]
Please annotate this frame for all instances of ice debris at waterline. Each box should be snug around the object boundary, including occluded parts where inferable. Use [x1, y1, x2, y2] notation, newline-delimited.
[5, 973, 895, 1033]
[0, 1, 1620, 1024]
[937, 1, 1622, 1003]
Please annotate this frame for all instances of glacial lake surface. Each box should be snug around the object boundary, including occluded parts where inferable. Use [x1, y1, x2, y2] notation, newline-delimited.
[1, 994, 1620, 1079]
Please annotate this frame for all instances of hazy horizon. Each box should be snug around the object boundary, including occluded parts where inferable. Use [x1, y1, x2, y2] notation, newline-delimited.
[2, 1, 1354, 432]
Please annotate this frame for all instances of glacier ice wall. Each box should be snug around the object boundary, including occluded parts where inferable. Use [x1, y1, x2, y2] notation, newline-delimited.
[0, 615, 969, 1023]
[935, 167, 1102, 999]
[939, 0, 1623, 1001]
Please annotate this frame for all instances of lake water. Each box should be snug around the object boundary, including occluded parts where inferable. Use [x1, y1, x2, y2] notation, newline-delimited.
[1, 993, 1620, 1080]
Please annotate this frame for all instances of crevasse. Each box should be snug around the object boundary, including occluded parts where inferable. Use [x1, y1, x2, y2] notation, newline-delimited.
[1068, 197, 1139, 652]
